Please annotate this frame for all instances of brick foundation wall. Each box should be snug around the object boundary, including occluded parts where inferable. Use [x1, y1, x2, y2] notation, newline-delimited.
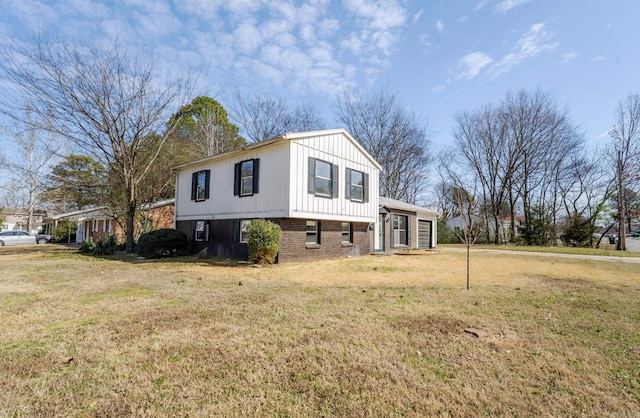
[275, 218, 370, 263]
[177, 218, 372, 263]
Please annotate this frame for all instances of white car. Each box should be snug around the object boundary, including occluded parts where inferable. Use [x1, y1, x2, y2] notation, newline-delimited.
[0, 230, 37, 246]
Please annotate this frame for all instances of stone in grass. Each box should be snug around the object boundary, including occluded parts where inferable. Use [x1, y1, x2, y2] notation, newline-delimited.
[464, 328, 489, 338]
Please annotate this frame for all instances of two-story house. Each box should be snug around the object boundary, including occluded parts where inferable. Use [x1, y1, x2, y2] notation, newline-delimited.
[173, 129, 380, 262]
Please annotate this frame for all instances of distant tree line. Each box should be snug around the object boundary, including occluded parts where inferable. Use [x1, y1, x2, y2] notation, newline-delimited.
[436, 89, 640, 250]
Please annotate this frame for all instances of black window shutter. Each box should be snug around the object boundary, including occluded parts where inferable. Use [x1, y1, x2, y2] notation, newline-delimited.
[331, 164, 339, 198]
[232, 220, 239, 243]
[191, 172, 197, 200]
[204, 170, 211, 199]
[345, 168, 351, 200]
[308, 157, 315, 194]
[406, 217, 410, 246]
[234, 163, 240, 196]
[253, 158, 260, 194]
[363, 173, 369, 203]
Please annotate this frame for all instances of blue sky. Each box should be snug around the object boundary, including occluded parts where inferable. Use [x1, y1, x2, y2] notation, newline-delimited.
[0, 0, 638, 150]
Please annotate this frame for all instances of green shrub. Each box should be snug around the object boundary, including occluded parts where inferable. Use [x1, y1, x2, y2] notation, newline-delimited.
[246, 219, 282, 264]
[78, 239, 94, 254]
[137, 228, 188, 258]
[93, 235, 117, 255]
[52, 221, 77, 243]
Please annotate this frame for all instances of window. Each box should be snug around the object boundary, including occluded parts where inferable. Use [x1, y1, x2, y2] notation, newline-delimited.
[392, 215, 408, 246]
[191, 170, 211, 202]
[104, 219, 111, 233]
[234, 159, 260, 197]
[195, 220, 208, 242]
[306, 220, 320, 244]
[239, 219, 252, 243]
[308, 158, 338, 198]
[341, 222, 352, 244]
[92, 220, 98, 232]
[345, 168, 369, 202]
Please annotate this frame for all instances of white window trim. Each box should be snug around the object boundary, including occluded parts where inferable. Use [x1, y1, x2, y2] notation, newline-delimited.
[239, 219, 252, 243]
[240, 161, 254, 196]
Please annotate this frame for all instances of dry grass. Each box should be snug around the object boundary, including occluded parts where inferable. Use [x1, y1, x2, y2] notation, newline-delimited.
[1, 245, 639, 417]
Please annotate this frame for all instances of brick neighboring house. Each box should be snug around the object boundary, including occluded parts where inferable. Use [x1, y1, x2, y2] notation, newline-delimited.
[173, 129, 381, 262]
[43, 199, 175, 244]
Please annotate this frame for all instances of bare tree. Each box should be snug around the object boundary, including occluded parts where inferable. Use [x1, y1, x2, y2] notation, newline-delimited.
[447, 176, 484, 290]
[0, 34, 193, 251]
[502, 90, 583, 245]
[0, 106, 62, 232]
[609, 92, 640, 251]
[453, 104, 515, 243]
[228, 91, 325, 143]
[336, 88, 431, 203]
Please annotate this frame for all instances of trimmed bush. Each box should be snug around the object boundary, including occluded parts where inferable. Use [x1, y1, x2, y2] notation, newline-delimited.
[247, 219, 282, 264]
[78, 239, 94, 254]
[93, 235, 117, 255]
[137, 228, 188, 258]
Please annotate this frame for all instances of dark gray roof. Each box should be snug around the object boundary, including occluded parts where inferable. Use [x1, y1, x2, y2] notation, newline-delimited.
[379, 196, 439, 216]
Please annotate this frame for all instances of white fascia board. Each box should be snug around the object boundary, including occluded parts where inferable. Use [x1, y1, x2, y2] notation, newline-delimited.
[289, 210, 375, 223]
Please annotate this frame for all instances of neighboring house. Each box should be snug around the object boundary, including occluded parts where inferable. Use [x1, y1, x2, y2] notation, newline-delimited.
[374, 197, 438, 252]
[173, 129, 381, 262]
[43, 199, 175, 244]
[0, 208, 47, 233]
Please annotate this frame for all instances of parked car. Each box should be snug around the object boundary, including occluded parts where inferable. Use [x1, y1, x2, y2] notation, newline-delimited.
[0, 231, 54, 246]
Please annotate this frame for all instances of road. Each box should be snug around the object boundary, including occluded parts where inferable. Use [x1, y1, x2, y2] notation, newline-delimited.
[440, 246, 640, 264]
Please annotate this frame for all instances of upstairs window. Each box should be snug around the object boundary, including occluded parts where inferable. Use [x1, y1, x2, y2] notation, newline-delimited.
[234, 159, 260, 197]
[308, 158, 338, 198]
[191, 170, 211, 202]
[345, 168, 369, 202]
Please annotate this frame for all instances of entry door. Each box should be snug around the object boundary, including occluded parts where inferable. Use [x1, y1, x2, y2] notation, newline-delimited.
[375, 214, 385, 251]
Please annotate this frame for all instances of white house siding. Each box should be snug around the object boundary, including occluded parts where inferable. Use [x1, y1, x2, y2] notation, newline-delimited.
[289, 131, 379, 223]
[175, 141, 291, 222]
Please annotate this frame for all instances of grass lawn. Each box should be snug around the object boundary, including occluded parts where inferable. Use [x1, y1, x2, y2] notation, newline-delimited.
[1, 245, 639, 416]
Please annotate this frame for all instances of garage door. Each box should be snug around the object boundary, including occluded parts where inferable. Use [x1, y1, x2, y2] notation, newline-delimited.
[418, 220, 432, 249]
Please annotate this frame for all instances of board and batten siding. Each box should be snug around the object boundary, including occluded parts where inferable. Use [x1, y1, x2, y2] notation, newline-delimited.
[175, 142, 291, 221]
[288, 131, 379, 223]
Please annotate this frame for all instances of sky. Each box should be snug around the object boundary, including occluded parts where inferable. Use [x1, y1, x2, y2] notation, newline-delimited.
[0, 0, 638, 151]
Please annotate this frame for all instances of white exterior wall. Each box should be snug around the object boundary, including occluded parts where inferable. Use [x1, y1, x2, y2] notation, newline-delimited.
[289, 132, 379, 223]
[174, 130, 380, 224]
[175, 142, 291, 221]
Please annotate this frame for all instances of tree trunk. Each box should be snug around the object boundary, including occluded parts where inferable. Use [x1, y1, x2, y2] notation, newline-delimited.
[466, 242, 470, 290]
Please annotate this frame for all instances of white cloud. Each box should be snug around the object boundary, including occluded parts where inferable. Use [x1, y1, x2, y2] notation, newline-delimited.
[234, 20, 263, 53]
[489, 23, 557, 77]
[589, 55, 605, 62]
[436, 19, 444, 33]
[341, 0, 408, 60]
[474, 0, 489, 11]
[493, 0, 529, 14]
[413, 9, 423, 23]
[454, 52, 493, 79]
[561, 51, 578, 63]
[457, 15, 468, 23]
